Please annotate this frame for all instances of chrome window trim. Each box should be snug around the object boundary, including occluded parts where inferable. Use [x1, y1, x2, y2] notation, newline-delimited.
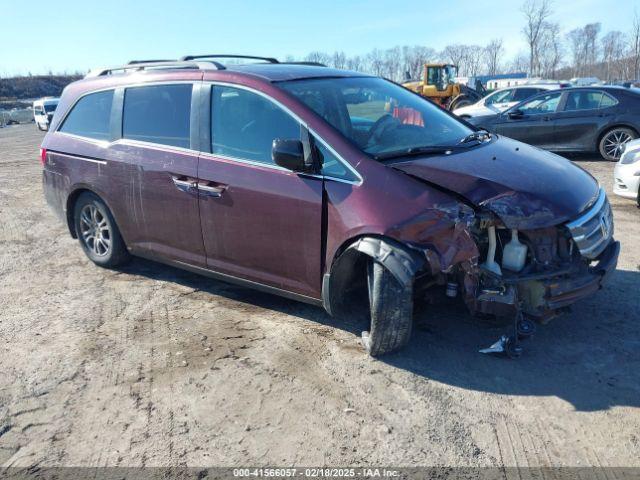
[55, 132, 199, 156]
[205, 81, 363, 186]
[50, 150, 108, 166]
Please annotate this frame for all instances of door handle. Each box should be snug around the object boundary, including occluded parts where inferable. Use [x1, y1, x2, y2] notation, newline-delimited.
[197, 182, 227, 197]
[172, 176, 197, 193]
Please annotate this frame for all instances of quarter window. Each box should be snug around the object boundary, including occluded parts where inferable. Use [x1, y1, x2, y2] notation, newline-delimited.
[599, 93, 618, 108]
[59, 90, 113, 141]
[316, 140, 358, 182]
[211, 86, 300, 165]
[123, 84, 192, 148]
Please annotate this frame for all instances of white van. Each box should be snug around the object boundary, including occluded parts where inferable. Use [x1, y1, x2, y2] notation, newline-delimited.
[33, 98, 59, 131]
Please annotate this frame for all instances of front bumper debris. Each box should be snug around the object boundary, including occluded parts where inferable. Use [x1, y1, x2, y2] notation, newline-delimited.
[473, 240, 620, 321]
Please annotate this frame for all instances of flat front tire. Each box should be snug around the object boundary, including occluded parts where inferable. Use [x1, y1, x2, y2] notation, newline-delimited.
[362, 261, 413, 356]
[73, 192, 130, 268]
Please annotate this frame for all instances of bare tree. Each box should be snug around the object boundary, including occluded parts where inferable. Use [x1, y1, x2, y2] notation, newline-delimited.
[346, 55, 363, 72]
[304, 51, 331, 65]
[631, 10, 640, 80]
[567, 27, 586, 77]
[509, 53, 530, 73]
[366, 49, 385, 77]
[601, 31, 627, 81]
[332, 51, 347, 69]
[539, 22, 562, 78]
[484, 39, 504, 75]
[521, 0, 552, 76]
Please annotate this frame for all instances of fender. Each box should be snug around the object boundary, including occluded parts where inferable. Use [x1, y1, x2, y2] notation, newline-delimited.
[321, 236, 425, 316]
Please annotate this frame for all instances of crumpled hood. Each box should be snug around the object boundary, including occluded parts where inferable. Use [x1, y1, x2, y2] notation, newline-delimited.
[391, 136, 599, 229]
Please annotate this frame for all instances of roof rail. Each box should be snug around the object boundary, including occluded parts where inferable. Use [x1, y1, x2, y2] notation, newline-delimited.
[127, 59, 176, 65]
[84, 60, 225, 78]
[180, 54, 279, 64]
[281, 61, 327, 67]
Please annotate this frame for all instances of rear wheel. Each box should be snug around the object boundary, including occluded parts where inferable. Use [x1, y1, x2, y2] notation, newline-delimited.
[599, 127, 637, 161]
[361, 261, 413, 356]
[73, 192, 130, 268]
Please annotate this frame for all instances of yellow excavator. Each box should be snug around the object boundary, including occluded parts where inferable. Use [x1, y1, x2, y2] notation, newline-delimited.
[403, 63, 484, 111]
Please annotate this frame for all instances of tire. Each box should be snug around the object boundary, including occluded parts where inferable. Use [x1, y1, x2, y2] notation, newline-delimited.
[361, 261, 413, 356]
[450, 98, 472, 111]
[73, 192, 130, 268]
[599, 127, 637, 162]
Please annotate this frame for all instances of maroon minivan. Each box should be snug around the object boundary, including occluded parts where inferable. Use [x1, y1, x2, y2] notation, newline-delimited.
[42, 55, 619, 357]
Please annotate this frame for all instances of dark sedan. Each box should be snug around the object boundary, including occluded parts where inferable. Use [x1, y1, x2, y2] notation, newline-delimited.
[467, 86, 640, 161]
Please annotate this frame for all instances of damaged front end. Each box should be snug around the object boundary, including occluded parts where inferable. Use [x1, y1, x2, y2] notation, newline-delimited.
[379, 186, 619, 356]
[463, 187, 619, 324]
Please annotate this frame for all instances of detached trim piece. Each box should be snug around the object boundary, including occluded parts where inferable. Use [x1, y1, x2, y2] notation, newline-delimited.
[322, 236, 425, 316]
[350, 237, 425, 287]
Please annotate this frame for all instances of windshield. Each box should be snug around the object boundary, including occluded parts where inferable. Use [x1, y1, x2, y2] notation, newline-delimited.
[44, 103, 57, 113]
[278, 77, 473, 158]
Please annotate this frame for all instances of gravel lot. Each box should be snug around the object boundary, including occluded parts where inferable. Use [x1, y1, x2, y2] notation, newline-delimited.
[1, 124, 639, 468]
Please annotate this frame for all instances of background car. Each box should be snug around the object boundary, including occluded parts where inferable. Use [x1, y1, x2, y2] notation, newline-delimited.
[453, 84, 560, 118]
[614, 138, 640, 205]
[468, 86, 640, 161]
[33, 98, 59, 131]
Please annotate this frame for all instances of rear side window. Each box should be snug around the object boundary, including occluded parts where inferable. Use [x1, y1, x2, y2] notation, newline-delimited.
[123, 84, 192, 148]
[59, 90, 113, 141]
[563, 91, 606, 111]
[211, 86, 300, 165]
[512, 88, 541, 102]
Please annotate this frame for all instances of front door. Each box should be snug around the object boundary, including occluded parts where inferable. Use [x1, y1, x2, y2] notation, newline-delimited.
[197, 85, 324, 299]
[494, 90, 563, 148]
[114, 82, 206, 266]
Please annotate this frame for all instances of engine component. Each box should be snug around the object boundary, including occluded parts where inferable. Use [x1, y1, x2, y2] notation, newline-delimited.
[502, 229, 527, 272]
[482, 225, 502, 275]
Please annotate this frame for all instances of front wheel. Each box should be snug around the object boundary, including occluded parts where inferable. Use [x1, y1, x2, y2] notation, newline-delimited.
[599, 127, 637, 161]
[73, 192, 130, 268]
[362, 261, 413, 356]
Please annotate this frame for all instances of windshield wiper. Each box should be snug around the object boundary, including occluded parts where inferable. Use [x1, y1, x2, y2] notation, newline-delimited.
[458, 129, 492, 145]
[372, 146, 453, 161]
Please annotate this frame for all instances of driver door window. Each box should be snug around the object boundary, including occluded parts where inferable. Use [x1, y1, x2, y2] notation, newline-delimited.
[518, 91, 562, 115]
[211, 86, 301, 164]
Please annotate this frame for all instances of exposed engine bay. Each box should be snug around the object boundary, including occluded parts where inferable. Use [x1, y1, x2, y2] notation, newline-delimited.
[425, 188, 619, 357]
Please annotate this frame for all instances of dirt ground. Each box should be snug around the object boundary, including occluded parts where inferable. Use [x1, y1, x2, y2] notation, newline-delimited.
[1, 123, 639, 468]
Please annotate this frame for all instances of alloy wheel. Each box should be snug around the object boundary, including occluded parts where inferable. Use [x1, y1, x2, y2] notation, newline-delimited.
[603, 130, 633, 160]
[79, 204, 111, 257]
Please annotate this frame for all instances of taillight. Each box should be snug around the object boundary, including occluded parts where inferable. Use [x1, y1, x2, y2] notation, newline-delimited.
[40, 148, 47, 166]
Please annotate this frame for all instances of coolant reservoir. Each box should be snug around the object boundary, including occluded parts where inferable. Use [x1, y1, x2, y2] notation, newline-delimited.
[502, 229, 527, 272]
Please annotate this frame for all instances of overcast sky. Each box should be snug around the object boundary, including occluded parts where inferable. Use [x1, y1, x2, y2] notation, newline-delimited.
[1, 0, 637, 75]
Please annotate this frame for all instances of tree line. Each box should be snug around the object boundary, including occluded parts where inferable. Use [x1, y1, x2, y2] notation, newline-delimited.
[0, 74, 82, 102]
[297, 1, 640, 83]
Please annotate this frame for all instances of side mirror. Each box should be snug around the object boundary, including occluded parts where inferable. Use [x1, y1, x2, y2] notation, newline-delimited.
[508, 109, 524, 119]
[272, 139, 307, 172]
